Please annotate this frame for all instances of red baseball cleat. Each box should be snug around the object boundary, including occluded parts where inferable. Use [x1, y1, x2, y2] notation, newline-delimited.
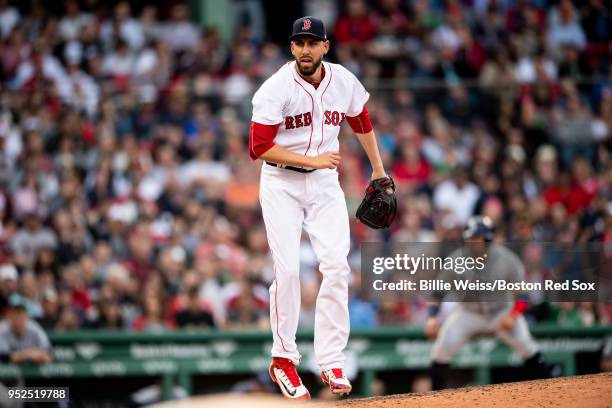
[321, 368, 352, 395]
[269, 357, 311, 400]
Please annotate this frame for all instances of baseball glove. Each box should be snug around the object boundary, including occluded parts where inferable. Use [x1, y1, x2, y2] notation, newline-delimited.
[356, 176, 397, 229]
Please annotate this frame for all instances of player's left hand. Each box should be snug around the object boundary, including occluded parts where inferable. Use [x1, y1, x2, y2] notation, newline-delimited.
[371, 168, 387, 180]
[356, 175, 397, 229]
[371, 170, 395, 194]
[498, 313, 517, 332]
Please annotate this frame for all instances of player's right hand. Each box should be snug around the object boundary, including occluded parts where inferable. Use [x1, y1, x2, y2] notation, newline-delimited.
[310, 151, 340, 169]
[425, 317, 440, 339]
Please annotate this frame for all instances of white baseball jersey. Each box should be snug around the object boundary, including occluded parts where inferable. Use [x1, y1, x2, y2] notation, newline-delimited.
[251, 61, 370, 156]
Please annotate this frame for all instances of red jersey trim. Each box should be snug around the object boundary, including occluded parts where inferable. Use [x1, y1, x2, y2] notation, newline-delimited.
[249, 122, 279, 160]
[346, 105, 373, 134]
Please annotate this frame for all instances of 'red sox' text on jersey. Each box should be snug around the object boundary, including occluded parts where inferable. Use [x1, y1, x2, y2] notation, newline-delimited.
[249, 61, 370, 160]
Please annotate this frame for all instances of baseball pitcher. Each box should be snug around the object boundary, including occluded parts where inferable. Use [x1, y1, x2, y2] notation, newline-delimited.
[249, 16, 396, 399]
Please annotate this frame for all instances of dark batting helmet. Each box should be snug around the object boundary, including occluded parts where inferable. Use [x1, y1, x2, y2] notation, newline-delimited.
[463, 215, 495, 242]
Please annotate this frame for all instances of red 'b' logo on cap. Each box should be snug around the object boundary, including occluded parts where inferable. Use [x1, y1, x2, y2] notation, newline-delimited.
[302, 19, 311, 30]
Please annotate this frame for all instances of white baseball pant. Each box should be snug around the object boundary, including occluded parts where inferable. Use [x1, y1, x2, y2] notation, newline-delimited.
[259, 163, 351, 371]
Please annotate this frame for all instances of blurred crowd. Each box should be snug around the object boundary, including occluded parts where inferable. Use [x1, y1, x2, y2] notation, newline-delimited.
[0, 0, 610, 335]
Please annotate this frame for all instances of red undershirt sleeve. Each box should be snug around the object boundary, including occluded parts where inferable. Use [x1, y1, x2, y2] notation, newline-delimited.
[345, 105, 373, 134]
[511, 293, 529, 316]
[249, 121, 280, 160]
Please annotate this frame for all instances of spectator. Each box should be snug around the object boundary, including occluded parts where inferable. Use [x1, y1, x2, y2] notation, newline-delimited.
[334, 0, 377, 48]
[10, 212, 57, 269]
[54, 306, 81, 331]
[0, 0, 20, 40]
[392, 141, 431, 190]
[580, 0, 610, 43]
[101, 39, 135, 78]
[139, 5, 162, 44]
[90, 300, 124, 330]
[13, 43, 66, 90]
[378, 301, 410, 325]
[0, 264, 18, 315]
[558, 44, 591, 83]
[36, 289, 60, 330]
[552, 94, 599, 166]
[552, 302, 583, 327]
[175, 287, 215, 330]
[0, 294, 52, 364]
[393, 208, 437, 242]
[133, 295, 169, 333]
[225, 277, 268, 329]
[58, 51, 100, 117]
[124, 225, 156, 284]
[578, 302, 597, 326]
[546, 0, 586, 59]
[0, 26, 30, 80]
[58, 0, 93, 42]
[19, 271, 42, 319]
[433, 166, 480, 225]
[505, 0, 545, 34]
[99, 1, 144, 51]
[159, 4, 200, 53]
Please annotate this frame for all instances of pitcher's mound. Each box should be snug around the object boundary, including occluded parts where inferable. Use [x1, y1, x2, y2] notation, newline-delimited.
[340, 372, 612, 408]
[149, 373, 611, 408]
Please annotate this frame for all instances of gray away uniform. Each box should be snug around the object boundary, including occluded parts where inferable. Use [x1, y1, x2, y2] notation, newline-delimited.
[431, 244, 539, 363]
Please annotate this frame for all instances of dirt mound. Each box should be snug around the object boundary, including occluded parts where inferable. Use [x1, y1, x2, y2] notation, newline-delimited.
[149, 373, 611, 408]
[338, 373, 612, 408]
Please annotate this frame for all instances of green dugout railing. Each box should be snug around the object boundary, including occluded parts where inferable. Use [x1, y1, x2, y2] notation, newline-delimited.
[0, 325, 610, 400]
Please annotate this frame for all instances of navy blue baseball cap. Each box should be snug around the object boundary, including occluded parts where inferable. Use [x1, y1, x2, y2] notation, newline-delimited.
[289, 16, 327, 41]
[463, 215, 495, 242]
